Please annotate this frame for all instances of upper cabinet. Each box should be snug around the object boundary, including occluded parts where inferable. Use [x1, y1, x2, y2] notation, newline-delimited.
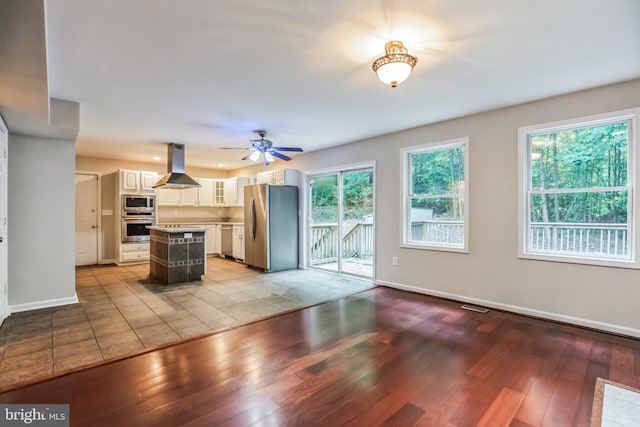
[214, 180, 225, 206]
[155, 176, 249, 207]
[179, 186, 198, 206]
[197, 178, 215, 207]
[155, 187, 181, 206]
[120, 170, 158, 194]
[222, 177, 249, 206]
[256, 168, 299, 186]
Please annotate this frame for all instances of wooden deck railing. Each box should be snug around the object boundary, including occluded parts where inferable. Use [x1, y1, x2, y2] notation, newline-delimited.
[311, 223, 373, 264]
[529, 222, 628, 257]
[312, 221, 630, 262]
[410, 221, 464, 245]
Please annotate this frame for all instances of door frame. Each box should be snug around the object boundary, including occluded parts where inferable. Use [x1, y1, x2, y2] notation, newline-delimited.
[75, 171, 103, 265]
[0, 115, 7, 323]
[303, 161, 376, 279]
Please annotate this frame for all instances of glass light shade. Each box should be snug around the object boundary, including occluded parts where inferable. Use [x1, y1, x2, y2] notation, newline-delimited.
[372, 41, 417, 87]
[265, 152, 274, 163]
[375, 62, 413, 87]
[249, 150, 260, 161]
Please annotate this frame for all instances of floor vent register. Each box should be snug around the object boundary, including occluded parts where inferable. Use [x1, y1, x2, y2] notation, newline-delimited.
[460, 304, 489, 314]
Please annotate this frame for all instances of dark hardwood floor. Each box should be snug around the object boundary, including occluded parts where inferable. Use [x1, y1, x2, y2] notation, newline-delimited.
[0, 287, 638, 426]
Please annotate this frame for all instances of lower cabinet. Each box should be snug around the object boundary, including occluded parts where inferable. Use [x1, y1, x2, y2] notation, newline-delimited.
[232, 225, 244, 261]
[206, 224, 220, 255]
[120, 243, 150, 263]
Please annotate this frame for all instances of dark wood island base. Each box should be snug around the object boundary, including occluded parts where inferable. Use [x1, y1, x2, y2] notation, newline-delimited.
[148, 226, 206, 284]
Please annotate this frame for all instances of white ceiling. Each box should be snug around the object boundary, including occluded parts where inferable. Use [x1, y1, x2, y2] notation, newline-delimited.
[44, 0, 640, 170]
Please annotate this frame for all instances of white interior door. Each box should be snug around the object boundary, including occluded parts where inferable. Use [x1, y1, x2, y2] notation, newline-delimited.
[0, 117, 7, 324]
[75, 173, 99, 266]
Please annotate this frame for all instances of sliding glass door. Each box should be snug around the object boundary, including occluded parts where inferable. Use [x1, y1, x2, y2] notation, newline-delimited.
[309, 168, 374, 278]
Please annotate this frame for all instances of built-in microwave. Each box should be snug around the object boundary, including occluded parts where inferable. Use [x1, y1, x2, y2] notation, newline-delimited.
[122, 217, 155, 243]
[122, 194, 155, 215]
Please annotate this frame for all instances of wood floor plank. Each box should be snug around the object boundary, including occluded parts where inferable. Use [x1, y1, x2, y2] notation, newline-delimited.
[475, 387, 525, 427]
[513, 378, 554, 426]
[0, 287, 638, 427]
[609, 344, 638, 387]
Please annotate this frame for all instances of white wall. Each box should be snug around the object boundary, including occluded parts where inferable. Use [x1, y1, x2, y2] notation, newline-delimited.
[8, 134, 77, 311]
[237, 78, 640, 337]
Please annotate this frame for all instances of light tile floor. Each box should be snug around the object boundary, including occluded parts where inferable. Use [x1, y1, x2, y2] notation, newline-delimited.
[0, 257, 373, 390]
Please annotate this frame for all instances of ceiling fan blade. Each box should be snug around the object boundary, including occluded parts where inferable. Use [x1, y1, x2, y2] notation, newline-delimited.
[219, 147, 251, 150]
[270, 151, 292, 161]
[271, 147, 303, 152]
[241, 152, 254, 160]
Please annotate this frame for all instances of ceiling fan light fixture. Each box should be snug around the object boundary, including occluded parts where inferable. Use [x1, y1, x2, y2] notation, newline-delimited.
[264, 152, 275, 163]
[372, 41, 418, 88]
[249, 150, 261, 161]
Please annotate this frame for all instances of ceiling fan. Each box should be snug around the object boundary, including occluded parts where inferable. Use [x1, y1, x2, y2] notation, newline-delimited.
[238, 130, 303, 165]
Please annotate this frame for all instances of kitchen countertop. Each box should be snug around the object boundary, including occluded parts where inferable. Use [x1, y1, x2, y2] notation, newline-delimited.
[147, 225, 208, 233]
[156, 221, 244, 226]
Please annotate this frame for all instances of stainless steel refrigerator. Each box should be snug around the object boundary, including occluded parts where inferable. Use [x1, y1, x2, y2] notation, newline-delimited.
[244, 184, 298, 272]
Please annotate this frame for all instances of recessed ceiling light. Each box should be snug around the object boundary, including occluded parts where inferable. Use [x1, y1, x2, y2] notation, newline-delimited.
[218, 163, 224, 168]
[153, 156, 161, 161]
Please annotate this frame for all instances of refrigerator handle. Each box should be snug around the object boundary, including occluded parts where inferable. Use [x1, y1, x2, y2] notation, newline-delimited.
[250, 198, 257, 240]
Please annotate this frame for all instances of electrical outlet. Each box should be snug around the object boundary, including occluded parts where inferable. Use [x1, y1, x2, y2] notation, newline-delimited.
[392, 256, 398, 266]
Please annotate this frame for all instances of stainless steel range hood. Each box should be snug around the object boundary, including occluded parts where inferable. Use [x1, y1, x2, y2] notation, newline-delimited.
[153, 143, 201, 189]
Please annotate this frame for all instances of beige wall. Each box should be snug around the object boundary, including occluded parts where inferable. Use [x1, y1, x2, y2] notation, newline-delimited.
[237, 78, 640, 336]
[8, 134, 77, 310]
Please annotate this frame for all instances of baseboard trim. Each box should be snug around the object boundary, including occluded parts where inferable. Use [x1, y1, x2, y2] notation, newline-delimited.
[9, 294, 79, 314]
[99, 259, 115, 265]
[376, 279, 640, 339]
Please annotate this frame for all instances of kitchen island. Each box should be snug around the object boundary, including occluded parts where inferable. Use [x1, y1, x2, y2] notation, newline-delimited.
[147, 226, 206, 284]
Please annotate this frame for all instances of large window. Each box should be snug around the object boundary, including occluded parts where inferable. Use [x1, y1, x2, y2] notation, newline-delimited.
[402, 138, 469, 252]
[519, 109, 638, 267]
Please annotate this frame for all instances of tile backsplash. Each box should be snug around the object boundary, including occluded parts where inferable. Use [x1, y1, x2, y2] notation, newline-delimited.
[157, 206, 243, 223]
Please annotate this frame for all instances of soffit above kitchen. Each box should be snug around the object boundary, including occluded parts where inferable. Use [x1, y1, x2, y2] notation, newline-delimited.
[39, 0, 640, 169]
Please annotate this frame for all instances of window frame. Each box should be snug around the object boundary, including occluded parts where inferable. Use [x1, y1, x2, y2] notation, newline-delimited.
[401, 137, 470, 253]
[518, 108, 639, 268]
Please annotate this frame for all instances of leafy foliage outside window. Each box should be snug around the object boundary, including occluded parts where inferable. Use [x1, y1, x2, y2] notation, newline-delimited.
[311, 171, 374, 223]
[525, 120, 631, 259]
[405, 142, 466, 249]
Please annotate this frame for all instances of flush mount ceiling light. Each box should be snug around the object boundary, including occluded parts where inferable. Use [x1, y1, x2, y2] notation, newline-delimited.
[372, 41, 418, 88]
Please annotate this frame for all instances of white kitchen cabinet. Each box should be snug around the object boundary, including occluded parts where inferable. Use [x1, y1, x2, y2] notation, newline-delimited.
[180, 186, 198, 206]
[156, 187, 181, 206]
[119, 242, 150, 263]
[206, 224, 219, 255]
[213, 177, 249, 207]
[120, 170, 139, 192]
[214, 180, 225, 206]
[120, 170, 158, 194]
[216, 225, 222, 255]
[224, 178, 238, 206]
[256, 168, 299, 186]
[156, 186, 199, 206]
[232, 224, 244, 261]
[226, 177, 250, 206]
[140, 171, 158, 192]
[197, 178, 215, 206]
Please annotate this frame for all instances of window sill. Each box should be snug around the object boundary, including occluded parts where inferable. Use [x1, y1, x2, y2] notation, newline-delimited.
[518, 251, 638, 269]
[401, 242, 469, 254]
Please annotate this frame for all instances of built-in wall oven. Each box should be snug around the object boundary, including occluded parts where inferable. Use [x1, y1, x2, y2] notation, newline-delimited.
[122, 217, 155, 243]
[121, 194, 156, 243]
